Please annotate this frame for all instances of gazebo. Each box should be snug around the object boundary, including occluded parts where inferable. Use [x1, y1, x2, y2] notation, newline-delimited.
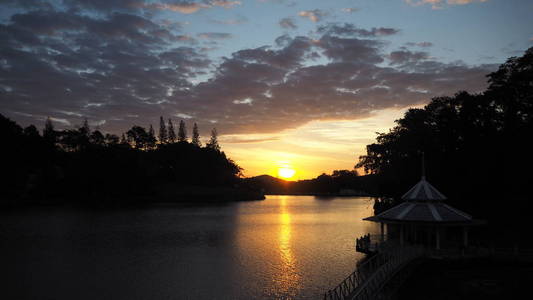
[361, 172, 481, 251]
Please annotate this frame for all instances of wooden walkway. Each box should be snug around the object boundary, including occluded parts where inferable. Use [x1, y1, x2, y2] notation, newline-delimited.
[324, 245, 424, 300]
[324, 237, 533, 300]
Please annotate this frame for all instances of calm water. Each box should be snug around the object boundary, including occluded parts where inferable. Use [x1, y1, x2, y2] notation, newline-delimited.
[0, 196, 378, 300]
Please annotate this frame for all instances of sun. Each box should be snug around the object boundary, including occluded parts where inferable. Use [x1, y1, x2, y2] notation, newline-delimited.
[278, 167, 296, 179]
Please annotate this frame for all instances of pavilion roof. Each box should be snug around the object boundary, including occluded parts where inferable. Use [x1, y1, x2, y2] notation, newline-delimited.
[364, 201, 472, 223]
[401, 176, 447, 201]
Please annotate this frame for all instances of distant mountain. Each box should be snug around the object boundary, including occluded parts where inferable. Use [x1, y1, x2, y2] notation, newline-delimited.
[243, 172, 379, 196]
[242, 175, 294, 195]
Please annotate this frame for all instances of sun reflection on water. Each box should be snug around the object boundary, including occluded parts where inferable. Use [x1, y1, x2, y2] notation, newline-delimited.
[275, 196, 301, 298]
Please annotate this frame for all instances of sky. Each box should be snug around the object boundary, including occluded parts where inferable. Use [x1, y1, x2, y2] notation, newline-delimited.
[1, 0, 532, 179]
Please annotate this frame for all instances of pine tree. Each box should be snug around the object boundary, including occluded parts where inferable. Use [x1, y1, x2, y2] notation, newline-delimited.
[80, 118, 90, 137]
[178, 120, 187, 142]
[120, 133, 127, 144]
[43, 117, 55, 143]
[168, 119, 176, 143]
[147, 124, 157, 149]
[158, 116, 167, 144]
[192, 123, 201, 147]
[206, 128, 220, 151]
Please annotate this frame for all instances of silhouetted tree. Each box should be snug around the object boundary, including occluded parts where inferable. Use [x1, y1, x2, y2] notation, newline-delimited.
[127, 126, 149, 149]
[355, 47, 533, 242]
[105, 133, 119, 146]
[206, 128, 220, 151]
[192, 123, 201, 147]
[90, 130, 105, 146]
[60, 129, 85, 151]
[24, 125, 40, 139]
[168, 119, 176, 143]
[120, 133, 127, 144]
[80, 118, 90, 137]
[159, 116, 167, 144]
[43, 117, 55, 144]
[178, 120, 187, 142]
[1, 112, 249, 205]
[147, 125, 157, 149]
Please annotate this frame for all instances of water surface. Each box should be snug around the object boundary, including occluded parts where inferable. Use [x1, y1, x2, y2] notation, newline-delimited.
[0, 196, 378, 299]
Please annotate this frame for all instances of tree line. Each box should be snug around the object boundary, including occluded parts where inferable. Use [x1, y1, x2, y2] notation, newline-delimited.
[0, 115, 250, 205]
[42, 116, 220, 152]
[356, 47, 533, 241]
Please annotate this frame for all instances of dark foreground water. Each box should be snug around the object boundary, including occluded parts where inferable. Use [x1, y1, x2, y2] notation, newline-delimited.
[0, 196, 378, 300]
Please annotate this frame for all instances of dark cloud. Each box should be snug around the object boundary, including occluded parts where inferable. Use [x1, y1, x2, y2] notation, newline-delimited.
[2, 0, 55, 10]
[318, 35, 384, 63]
[63, 0, 241, 14]
[318, 23, 400, 37]
[388, 50, 430, 65]
[63, 0, 143, 12]
[279, 17, 297, 30]
[0, 6, 208, 131]
[406, 41, 433, 47]
[0, 2, 495, 136]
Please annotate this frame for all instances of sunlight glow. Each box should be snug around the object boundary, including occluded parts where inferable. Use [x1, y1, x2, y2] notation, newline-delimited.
[276, 196, 300, 297]
[278, 167, 296, 179]
[223, 107, 414, 179]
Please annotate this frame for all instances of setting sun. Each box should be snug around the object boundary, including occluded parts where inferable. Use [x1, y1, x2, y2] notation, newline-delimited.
[278, 167, 296, 179]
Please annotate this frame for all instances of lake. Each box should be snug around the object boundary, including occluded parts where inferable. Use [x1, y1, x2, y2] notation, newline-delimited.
[0, 196, 379, 300]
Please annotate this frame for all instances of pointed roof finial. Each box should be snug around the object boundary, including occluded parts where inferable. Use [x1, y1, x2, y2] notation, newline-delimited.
[421, 151, 426, 180]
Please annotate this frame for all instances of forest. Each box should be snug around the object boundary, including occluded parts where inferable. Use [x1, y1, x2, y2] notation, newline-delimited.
[356, 47, 533, 239]
[0, 115, 262, 206]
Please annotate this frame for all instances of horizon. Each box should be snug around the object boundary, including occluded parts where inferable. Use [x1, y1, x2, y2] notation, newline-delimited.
[2, 0, 533, 179]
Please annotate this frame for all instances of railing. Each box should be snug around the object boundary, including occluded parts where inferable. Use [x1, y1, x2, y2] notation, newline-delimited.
[355, 234, 386, 253]
[349, 246, 424, 300]
[324, 245, 424, 300]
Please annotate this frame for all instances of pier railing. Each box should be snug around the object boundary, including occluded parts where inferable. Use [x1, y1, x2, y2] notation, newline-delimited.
[355, 234, 387, 253]
[323, 245, 424, 300]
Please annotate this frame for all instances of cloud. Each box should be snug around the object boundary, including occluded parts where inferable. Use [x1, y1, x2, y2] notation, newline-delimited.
[298, 9, 328, 22]
[388, 50, 430, 65]
[405, 0, 488, 9]
[145, 2, 210, 14]
[221, 135, 281, 143]
[0, 3, 496, 136]
[341, 8, 358, 13]
[64, 0, 241, 14]
[279, 17, 297, 30]
[406, 41, 434, 47]
[447, 0, 488, 4]
[0, 8, 210, 130]
[197, 32, 233, 39]
[210, 0, 242, 8]
[318, 23, 400, 37]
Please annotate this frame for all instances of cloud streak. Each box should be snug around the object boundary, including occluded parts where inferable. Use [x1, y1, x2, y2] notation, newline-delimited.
[405, 0, 488, 9]
[298, 9, 329, 23]
[279, 17, 297, 30]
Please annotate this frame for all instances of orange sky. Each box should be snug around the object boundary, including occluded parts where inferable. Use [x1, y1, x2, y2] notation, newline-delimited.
[220, 107, 411, 180]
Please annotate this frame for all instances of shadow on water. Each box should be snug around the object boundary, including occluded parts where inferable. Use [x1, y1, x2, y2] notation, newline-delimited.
[313, 195, 337, 200]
